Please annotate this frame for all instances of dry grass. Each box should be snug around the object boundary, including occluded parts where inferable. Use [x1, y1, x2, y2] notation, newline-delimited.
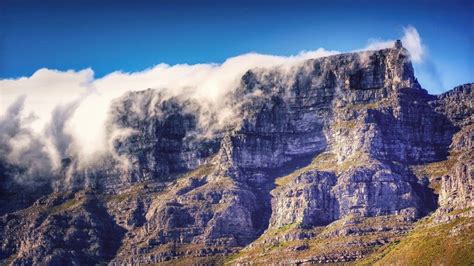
[332, 119, 358, 131]
[274, 152, 337, 188]
[411, 152, 461, 193]
[345, 99, 388, 111]
[176, 162, 215, 180]
[274, 151, 370, 190]
[160, 255, 226, 265]
[227, 215, 412, 265]
[359, 217, 474, 265]
[48, 197, 83, 215]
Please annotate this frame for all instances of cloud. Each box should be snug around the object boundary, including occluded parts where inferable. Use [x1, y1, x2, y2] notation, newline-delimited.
[0, 25, 431, 186]
[362, 26, 445, 91]
[401, 26, 425, 63]
[364, 25, 425, 63]
[363, 39, 394, 51]
[0, 96, 55, 185]
[0, 48, 339, 173]
[0, 68, 94, 133]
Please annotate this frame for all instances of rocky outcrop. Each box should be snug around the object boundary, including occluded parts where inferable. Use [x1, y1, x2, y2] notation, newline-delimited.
[434, 85, 473, 216]
[437, 124, 473, 214]
[270, 170, 337, 228]
[0, 42, 472, 265]
[106, 163, 262, 264]
[433, 83, 473, 127]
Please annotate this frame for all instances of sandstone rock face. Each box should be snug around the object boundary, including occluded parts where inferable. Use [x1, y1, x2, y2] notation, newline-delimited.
[0, 43, 472, 265]
[270, 170, 337, 228]
[426, 84, 473, 220]
[433, 83, 473, 127]
[438, 125, 473, 213]
[437, 87, 473, 213]
[1, 192, 124, 265]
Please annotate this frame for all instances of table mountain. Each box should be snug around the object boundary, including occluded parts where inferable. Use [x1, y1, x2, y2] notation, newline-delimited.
[1, 41, 472, 265]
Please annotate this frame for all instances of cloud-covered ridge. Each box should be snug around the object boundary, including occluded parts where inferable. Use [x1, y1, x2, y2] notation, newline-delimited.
[0, 26, 425, 184]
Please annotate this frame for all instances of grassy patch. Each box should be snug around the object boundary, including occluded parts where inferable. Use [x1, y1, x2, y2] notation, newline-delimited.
[411, 153, 460, 193]
[105, 182, 151, 203]
[106, 192, 131, 203]
[105, 163, 214, 204]
[48, 197, 83, 215]
[264, 223, 300, 237]
[361, 217, 474, 265]
[161, 255, 226, 265]
[225, 223, 303, 264]
[448, 207, 473, 216]
[336, 152, 370, 174]
[346, 100, 387, 111]
[228, 214, 419, 265]
[274, 175, 293, 187]
[274, 152, 337, 188]
[332, 119, 357, 131]
[19, 192, 84, 216]
[309, 151, 370, 175]
[311, 152, 338, 171]
[355, 241, 399, 265]
[273, 151, 370, 189]
[177, 163, 215, 180]
[223, 252, 241, 264]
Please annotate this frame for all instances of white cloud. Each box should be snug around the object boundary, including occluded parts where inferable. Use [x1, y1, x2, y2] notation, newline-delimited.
[363, 39, 394, 51]
[364, 25, 425, 63]
[0, 49, 339, 168]
[0, 25, 428, 177]
[401, 26, 425, 63]
[0, 68, 94, 133]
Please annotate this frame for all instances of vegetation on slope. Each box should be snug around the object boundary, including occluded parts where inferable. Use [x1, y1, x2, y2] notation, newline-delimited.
[226, 215, 413, 264]
[411, 152, 461, 193]
[359, 215, 474, 265]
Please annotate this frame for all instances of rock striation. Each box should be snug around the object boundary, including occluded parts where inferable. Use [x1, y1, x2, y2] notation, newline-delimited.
[0, 42, 472, 265]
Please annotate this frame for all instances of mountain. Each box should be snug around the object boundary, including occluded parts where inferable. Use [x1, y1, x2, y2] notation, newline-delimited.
[1, 41, 472, 265]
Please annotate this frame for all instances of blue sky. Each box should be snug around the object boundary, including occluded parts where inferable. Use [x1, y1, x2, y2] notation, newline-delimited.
[0, 0, 472, 93]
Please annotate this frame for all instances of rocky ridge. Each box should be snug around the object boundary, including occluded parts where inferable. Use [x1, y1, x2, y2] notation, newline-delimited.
[0, 41, 473, 265]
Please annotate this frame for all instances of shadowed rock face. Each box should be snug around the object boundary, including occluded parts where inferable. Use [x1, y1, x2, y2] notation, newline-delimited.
[0, 43, 472, 265]
[108, 90, 222, 183]
[436, 124, 473, 216]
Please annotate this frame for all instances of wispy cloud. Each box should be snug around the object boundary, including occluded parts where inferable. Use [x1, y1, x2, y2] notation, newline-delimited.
[401, 26, 425, 63]
[364, 25, 425, 63]
[363, 26, 446, 92]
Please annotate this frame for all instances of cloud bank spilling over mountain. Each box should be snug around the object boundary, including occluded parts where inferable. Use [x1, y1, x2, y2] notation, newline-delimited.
[0, 26, 424, 179]
[0, 26, 472, 265]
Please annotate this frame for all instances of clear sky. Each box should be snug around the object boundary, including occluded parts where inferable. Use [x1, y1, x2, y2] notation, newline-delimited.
[0, 0, 472, 93]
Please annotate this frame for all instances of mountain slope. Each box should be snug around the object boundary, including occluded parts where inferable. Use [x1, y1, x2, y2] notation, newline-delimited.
[0, 41, 472, 265]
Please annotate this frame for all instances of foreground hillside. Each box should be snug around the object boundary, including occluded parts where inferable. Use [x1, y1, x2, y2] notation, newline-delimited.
[1, 41, 472, 265]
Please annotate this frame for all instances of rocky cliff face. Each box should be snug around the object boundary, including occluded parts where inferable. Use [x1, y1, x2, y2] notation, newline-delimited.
[1, 42, 472, 265]
[434, 85, 473, 216]
[437, 124, 473, 214]
[108, 90, 222, 183]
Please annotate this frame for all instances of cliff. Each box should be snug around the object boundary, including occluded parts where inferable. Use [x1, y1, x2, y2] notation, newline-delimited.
[0, 42, 472, 265]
